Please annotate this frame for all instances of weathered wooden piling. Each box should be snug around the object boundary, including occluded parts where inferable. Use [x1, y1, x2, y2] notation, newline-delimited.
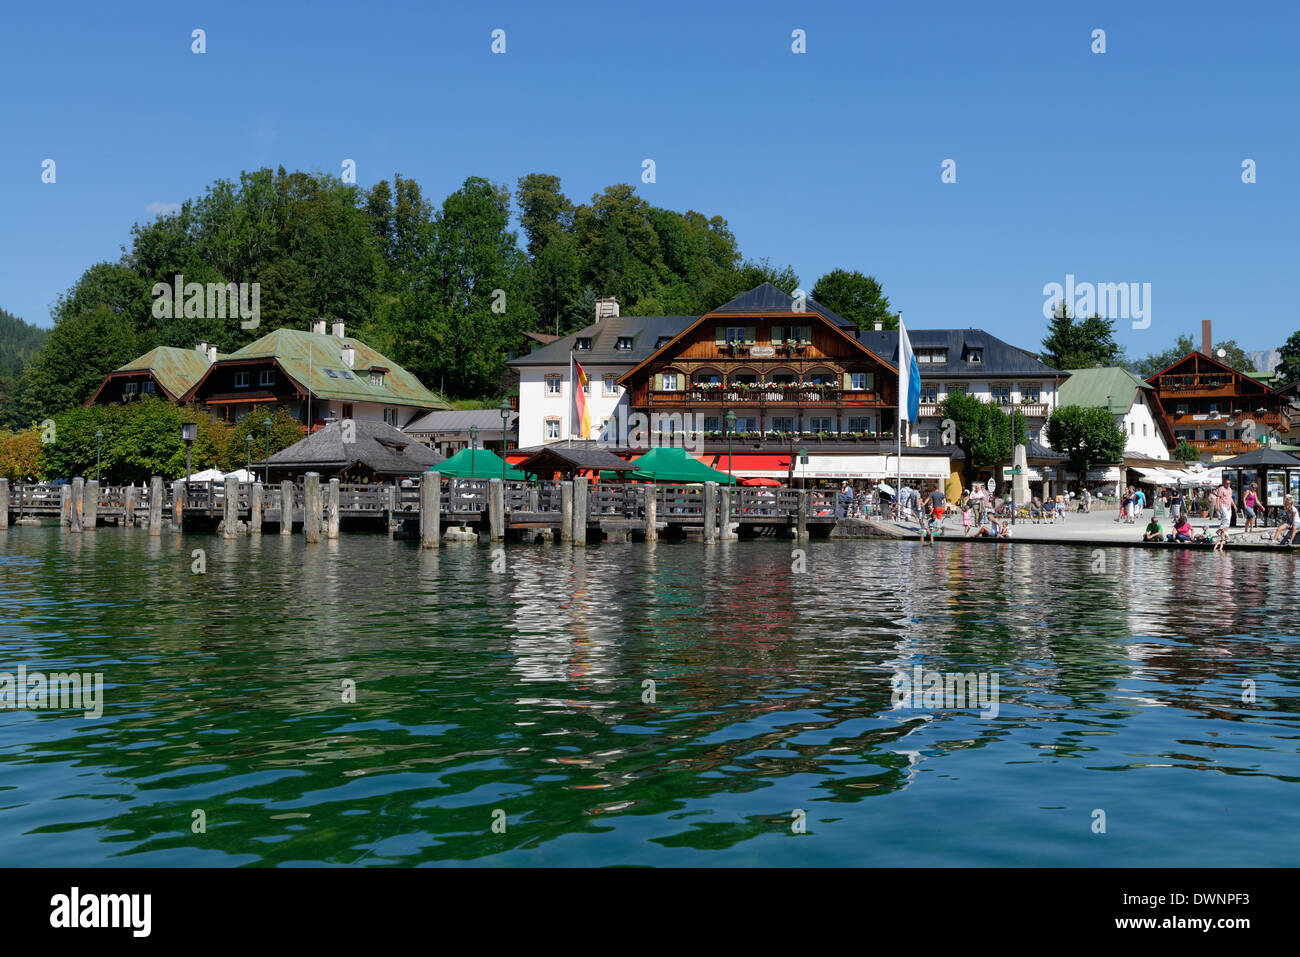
[0, 479, 8, 530]
[796, 489, 809, 541]
[420, 470, 440, 548]
[527, 486, 539, 513]
[223, 475, 238, 539]
[250, 483, 263, 533]
[124, 485, 137, 527]
[384, 485, 396, 534]
[703, 481, 717, 544]
[303, 473, 322, 543]
[720, 486, 736, 540]
[572, 477, 588, 546]
[488, 478, 504, 542]
[644, 485, 658, 542]
[280, 480, 293, 535]
[60, 484, 72, 528]
[70, 478, 84, 533]
[560, 481, 574, 543]
[84, 480, 99, 529]
[327, 478, 340, 539]
[171, 480, 184, 526]
[149, 476, 163, 535]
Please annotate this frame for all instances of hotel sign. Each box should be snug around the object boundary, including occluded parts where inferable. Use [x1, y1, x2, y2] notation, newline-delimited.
[750, 345, 776, 358]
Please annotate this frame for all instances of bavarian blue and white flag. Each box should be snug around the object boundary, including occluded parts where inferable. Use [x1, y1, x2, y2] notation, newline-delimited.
[898, 319, 921, 422]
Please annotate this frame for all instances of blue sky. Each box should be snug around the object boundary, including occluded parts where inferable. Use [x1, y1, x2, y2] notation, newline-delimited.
[2, 0, 1296, 362]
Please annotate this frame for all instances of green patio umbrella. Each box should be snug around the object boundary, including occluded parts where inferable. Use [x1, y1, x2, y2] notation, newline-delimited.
[626, 447, 738, 484]
[435, 447, 530, 480]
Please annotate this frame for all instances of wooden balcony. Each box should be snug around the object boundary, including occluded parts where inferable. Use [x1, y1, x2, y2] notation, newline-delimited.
[1152, 375, 1237, 398]
[1171, 411, 1284, 428]
[646, 387, 883, 408]
[1193, 438, 1260, 455]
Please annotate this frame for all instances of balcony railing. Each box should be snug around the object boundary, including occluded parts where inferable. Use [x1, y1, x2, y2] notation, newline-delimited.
[917, 400, 1048, 417]
[1153, 375, 1236, 396]
[648, 386, 879, 406]
[1193, 438, 1259, 455]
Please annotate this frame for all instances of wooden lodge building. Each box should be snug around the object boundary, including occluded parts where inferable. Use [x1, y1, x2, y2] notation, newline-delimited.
[1145, 322, 1290, 460]
[86, 345, 220, 406]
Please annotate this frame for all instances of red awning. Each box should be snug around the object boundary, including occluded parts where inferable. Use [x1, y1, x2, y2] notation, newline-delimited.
[707, 453, 791, 476]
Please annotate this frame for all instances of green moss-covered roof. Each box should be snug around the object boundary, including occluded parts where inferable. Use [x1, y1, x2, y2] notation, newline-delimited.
[215, 328, 447, 409]
[116, 346, 218, 399]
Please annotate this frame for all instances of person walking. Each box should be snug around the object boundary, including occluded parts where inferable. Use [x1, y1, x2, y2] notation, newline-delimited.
[1243, 482, 1259, 533]
[1212, 476, 1237, 537]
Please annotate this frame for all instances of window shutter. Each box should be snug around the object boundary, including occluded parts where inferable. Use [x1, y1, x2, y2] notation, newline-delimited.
[865, 372, 874, 391]
[746, 326, 756, 344]
[844, 372, 853, 390]
[715, 326, 726, 345]
[801, 325, 813, 343]
[654, 373, 663, 391]
[772, 325, 784, 343]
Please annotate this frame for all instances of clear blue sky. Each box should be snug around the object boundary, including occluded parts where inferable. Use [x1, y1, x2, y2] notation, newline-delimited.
[2, 0, 1296, 362]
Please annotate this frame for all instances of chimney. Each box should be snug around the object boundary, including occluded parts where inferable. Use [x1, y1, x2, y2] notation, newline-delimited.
[208, 346, 218, 363]
[595, 296, 619, 321]
[341, 344, 355, 368]
[196, 340, 209, 358]
[311, 319, 326, 335]
[873, 320, 883, 331]
[1201, 319, 1212, 356]
[332, 321, 346, 339]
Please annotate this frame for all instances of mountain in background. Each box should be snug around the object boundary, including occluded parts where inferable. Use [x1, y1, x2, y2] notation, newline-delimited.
[0, 307, 50, 426]
[1247, 348, 1280, 374]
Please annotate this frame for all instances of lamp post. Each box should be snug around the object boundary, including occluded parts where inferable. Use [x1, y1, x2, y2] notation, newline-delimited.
[469, 425, 478, 480]
[499, 399, 511, 485]
[263, 417, 272, 484]
[725, 410, 737, 484]
[94, 430, 103, 483]
[245, 434, 254, 476]
[181, 422, 197, 483]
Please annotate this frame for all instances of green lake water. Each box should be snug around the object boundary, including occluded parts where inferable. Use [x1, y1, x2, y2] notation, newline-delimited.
[1, 524, 1297, 866]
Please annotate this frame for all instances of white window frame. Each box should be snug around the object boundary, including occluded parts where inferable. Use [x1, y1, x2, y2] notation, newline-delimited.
[545, 375, 562, 397]
[544, 417, 560, 440]
[384, 407, 398, 427]
[259, 369, 276, 387]
[725, 327, 746, 343]
[850, 372, 869, 391]
[662, 373, 680, 391]
[603, 375, 619, 397]
[234, 372, 250, 389]
[370, 371, 385, 387]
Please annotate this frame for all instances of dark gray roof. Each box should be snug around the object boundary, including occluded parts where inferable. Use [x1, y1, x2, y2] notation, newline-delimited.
[516, 447, 638, 472]
[404, 409, 518, 434]
[1215, 448, 1300, 468]
[269, 420, 443, 474]
[1025, 437, 1068, 460]
[856, 329, 1065, 378]
[508, 315, 697, 368]
[711, 282, 856, 328]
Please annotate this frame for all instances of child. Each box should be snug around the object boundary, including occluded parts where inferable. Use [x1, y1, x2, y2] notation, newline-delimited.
[962, 503, 973, 536]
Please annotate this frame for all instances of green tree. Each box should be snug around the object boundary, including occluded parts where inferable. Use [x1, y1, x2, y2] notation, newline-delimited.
[1045, 405, 1127, 485]
[1173, 439, 1201, 462]
[1041, 304, 1124, 369]
[811, 269, 895, 330]
[18, 303, 142, 421]
[220, 406, 304, 473]
[939, 392, 1025, 484]
[1130, 334, 1255, 379]
[1278, 330, 1300, 384]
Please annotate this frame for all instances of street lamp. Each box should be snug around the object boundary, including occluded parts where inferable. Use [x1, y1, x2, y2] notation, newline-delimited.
[725, 410, 737, 484]
[499, 399, 511, 485]
[263, 417, 273, 484]
[469, 424, 478, 480]
[94, 430, 103, 483]
[245, 434, 254, 476]
[181, 422, 198, 483]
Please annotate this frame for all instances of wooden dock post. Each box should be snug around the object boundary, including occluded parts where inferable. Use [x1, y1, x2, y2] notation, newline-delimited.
[250, 483, 263, 533]
[527, 486, 539, 513]
[420, 470, 440, 548]
[61, 484, 72, 529]
[149, 476, 162, 536]
[796, 489, 809, 541]
[280, 480, 293, 535]
[572, 477, 588, 546]
[560, 481, 573, 543]
[703, 481, 717, 544]
[720, 486, 736, 540]
[0, 478, 8, 530]
[70, 478, 84, 533]
[223, 476, 238, 539]
[327, 478, 340, 539]
[303, 473, 322, 543]
[643, 485, 657, 542]
[488, 478, 505, 542]
[171, 480, 184, 527]
[84, 480, 99, 530]
[384, 484, 396, 534]
[124, 485, 137, 527]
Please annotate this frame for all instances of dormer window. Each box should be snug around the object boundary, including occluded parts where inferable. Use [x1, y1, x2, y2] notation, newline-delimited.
[657, 336, 673, 348]
[370, 370, 385, 387]
[234, 372, 250, 388]
[259, 369, 275, 387]
[967, 349, 983, 364]
[917, 349, 947, 364]
[575, 337, 592, 350]
[616, 336, 634, 351]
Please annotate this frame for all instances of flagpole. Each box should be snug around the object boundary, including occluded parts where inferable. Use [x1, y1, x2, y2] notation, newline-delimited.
[568, 349, 573, 449]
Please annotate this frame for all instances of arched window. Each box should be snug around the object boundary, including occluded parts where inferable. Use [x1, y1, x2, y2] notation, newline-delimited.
[805, 367, 838, 386]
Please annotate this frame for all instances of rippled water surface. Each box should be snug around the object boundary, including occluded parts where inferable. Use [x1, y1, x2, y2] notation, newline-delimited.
[1, 525, 1297, 866]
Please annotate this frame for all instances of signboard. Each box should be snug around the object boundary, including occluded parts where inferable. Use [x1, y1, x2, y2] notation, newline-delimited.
[986, 478, 995, 493]
[1268, 470, 1286, 505]
[749, 345, 776, 358]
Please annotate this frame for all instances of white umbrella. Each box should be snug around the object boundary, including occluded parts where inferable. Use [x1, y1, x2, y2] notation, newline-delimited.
[188, 468, 224, 482]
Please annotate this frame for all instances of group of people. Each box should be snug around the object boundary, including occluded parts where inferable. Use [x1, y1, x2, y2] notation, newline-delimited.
[1138, 477, 1300, 548]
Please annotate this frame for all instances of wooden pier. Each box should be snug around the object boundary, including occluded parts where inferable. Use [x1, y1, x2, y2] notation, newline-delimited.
[0, 475, 838, 544]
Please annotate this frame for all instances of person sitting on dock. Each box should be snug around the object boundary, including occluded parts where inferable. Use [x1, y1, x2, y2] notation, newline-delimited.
[1166, 515, 1193, 543]
[1271, 496, 1298, 546]
[1142, 517, 1163, 542]
[973, 517, 1010, 538]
